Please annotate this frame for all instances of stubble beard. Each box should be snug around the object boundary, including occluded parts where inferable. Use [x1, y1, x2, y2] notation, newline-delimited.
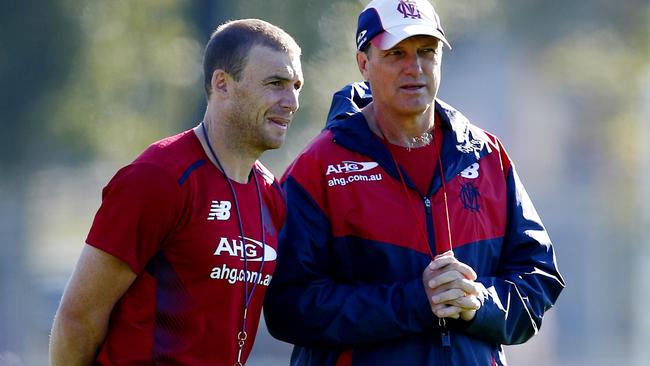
[224, 97, 270, 157]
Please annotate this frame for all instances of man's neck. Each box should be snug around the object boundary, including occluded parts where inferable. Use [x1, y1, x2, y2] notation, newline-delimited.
[362, 103, 436, 148]
[193, 121, 258, 184]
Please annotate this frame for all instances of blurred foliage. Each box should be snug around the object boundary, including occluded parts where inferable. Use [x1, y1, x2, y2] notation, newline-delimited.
[0, 0, 213, 175]
[0, 0, 80, 174]
[531, 0, 648, 232]
[49, 0, 204, 164]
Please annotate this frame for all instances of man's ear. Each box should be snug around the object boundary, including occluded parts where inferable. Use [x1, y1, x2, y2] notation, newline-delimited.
[210, 69, 231, 97]
[356, 51, 370, 81]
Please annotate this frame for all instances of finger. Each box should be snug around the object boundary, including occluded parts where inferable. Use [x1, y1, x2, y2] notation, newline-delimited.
[432, 304, 462, 319]
[454, 262, 477, 281]
[432, 303, 458, 313]
[456, 278, 481, 295]
[428, 254, 456, 271]
[428, 257, 477, 281]
[459, 309, 477, 322]
[433, 250, 454, 260]
[431, 288, 466, 304]
[427, 270, 464, 289]
[429, 277, 479, 295]
[449, 295, 481, 310]
[437, 261, 477, 281]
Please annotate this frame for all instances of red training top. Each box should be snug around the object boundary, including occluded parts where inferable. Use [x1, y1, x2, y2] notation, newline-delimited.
[87, 129, 285, 365]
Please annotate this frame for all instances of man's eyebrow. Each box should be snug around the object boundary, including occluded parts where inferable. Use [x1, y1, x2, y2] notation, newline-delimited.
[263, 74, 292, 82]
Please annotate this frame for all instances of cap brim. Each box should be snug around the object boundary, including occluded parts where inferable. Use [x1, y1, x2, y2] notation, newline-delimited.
[371, 25, 451, 50]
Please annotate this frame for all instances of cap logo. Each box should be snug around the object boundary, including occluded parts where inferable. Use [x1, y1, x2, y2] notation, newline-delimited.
[397, 0, 422, 19]
[357, 29, 368, 45]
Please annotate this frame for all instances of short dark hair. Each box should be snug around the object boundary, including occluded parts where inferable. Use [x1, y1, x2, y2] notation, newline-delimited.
[203, 18, 301, 97]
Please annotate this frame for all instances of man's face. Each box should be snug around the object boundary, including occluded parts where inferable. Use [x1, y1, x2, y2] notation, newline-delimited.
[358, 35, 442, 118]
[227, 45, 303, 153]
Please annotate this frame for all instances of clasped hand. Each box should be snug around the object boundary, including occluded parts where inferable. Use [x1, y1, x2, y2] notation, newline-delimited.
[422, 251, 483, 321]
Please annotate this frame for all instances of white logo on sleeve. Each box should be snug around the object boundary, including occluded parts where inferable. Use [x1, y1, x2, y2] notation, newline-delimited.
[460, 163, 480, 179]
[207, 200, 231, 221]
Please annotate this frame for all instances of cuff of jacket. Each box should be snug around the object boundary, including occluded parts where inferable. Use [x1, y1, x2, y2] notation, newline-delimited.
[410, 278, 439, 330]
[459, 283, 506, 342]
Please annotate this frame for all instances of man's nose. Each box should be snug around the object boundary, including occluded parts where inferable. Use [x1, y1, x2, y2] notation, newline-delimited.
[280, 88, 300, 113]
[402, 53, 423, 76]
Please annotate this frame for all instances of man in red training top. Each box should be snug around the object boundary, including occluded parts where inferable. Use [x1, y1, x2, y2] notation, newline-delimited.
[50, 18, 303, 365]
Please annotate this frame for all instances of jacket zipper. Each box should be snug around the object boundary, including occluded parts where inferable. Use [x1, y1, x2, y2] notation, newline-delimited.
[423, 197, 436, 255]
[424, 196, 453, 355]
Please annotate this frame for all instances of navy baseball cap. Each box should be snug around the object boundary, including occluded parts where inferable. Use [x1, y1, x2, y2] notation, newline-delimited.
[356, 0, 451, 51]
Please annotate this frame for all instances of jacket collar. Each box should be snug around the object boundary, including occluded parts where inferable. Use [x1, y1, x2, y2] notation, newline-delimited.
[326, 82, 491, 195]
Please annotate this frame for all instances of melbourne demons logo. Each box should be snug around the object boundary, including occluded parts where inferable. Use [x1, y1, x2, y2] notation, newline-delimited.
[460, 182, 481, 212]
[397, 0, 422, 19]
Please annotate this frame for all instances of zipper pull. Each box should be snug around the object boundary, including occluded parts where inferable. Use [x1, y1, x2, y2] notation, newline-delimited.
[439, 317, 451, 347]
[440, 327, 451, 347]
[424, 197, 432, 214]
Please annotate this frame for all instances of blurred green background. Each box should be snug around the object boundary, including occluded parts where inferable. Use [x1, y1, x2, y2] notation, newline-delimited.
[0, 1, 648, 365]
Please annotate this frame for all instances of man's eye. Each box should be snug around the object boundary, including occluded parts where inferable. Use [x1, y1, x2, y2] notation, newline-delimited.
[420, 47, 439, 55]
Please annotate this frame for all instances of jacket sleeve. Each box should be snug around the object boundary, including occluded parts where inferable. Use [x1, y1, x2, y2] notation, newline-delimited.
[264, 175, 438, 348]
[461, 159, 565, 345]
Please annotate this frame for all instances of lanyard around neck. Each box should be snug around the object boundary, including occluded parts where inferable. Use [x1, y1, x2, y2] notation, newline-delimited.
[375, 119, 454, 255]
[200, 122, 266, 365]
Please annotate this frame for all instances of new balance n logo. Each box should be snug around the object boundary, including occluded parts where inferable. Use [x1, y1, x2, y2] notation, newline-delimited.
[208, 200, 231, 221]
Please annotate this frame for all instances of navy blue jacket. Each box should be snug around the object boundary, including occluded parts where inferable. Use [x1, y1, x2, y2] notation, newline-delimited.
[264, 82, 565, 365]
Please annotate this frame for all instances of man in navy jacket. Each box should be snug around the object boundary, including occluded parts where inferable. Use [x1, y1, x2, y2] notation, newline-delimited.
[264, 1, 564, 364]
